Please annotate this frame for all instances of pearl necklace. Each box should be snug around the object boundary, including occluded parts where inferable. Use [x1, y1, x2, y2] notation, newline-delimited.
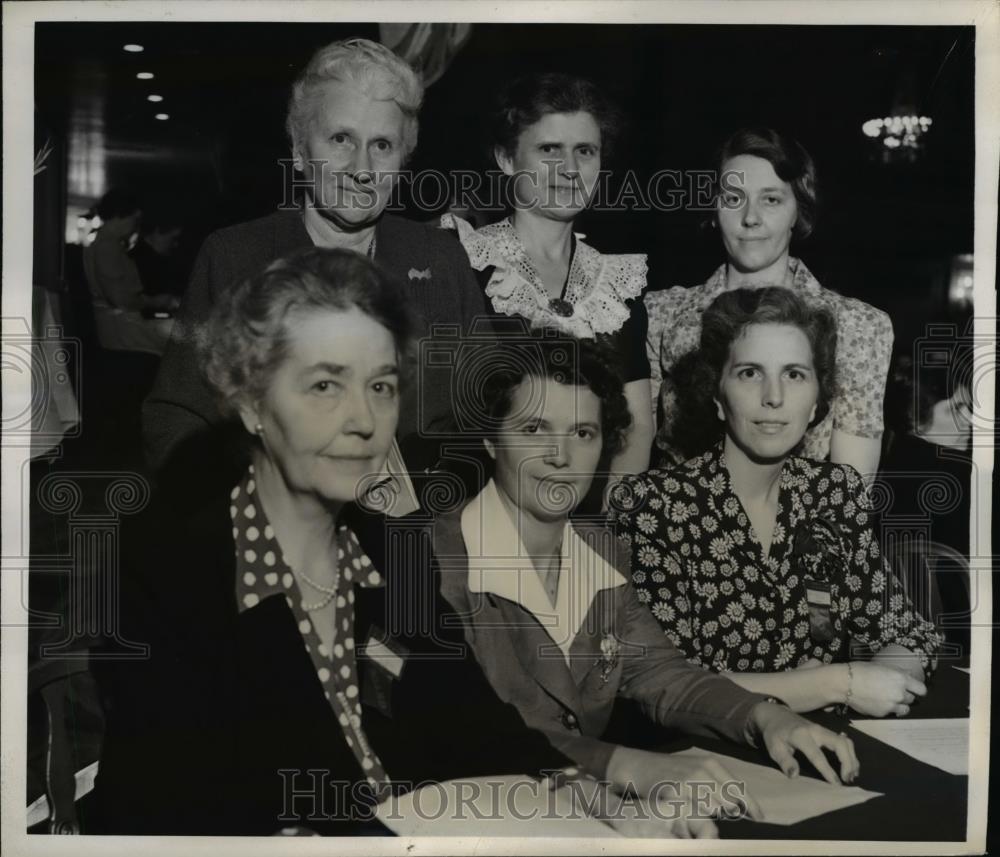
[297, 568, 339, 612]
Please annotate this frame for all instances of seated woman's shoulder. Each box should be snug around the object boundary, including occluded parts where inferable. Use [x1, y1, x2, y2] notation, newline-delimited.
[644, 283, 697, 314]
[609, 457, 703, 509]
[382, 212, 469, 258]
[211, 210, 300, 247]
[826, 291, 893, 335]
[789, 454, 864, 490]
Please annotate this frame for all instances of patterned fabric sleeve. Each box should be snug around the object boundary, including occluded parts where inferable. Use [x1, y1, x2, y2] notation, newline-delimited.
[608, 474, 699, 663]
[642, 290, 676, 419]
[830, 301, 894, 439]
[835, 466, 942, 672]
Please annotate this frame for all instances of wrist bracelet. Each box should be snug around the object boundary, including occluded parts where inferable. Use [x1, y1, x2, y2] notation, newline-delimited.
[839, 662, 854, 715]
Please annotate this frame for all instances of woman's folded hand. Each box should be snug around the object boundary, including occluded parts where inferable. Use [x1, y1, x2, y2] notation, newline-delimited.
[848, 662, 927, 717]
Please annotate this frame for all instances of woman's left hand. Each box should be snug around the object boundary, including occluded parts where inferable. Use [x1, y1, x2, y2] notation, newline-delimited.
[751, 702, 860, 785]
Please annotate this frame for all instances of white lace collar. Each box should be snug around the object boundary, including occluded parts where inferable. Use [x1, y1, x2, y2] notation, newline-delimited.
[441, 214, 647, 338]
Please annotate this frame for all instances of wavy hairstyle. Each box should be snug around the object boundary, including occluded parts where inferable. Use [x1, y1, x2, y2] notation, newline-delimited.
[671, 286, 837, 459]
[199, 246, 416, 420]
[490, 72, 623, 162]
[712, 127, 819, 240]
[286, 38, 423, 164]
[479, 332, 632, 463]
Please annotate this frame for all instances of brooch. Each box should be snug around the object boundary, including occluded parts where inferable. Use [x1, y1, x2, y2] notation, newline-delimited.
[408, 268, 431, 281]
[596, 634, 620, 684]
[547, 297, 575, 318]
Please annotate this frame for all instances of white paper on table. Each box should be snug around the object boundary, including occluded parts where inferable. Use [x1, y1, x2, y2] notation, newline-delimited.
[376, 776, 621, 837]
[850, 718, 969, 776]
[671, 747, 882, 826]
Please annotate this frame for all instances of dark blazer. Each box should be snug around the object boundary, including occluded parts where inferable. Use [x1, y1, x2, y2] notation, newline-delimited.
[432, 511, 770, 779]
[93, 492, 568, 836]
[142, 210, 490, 484]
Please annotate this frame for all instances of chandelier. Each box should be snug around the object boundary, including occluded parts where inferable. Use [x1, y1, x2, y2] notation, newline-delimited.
[862, 115, 933, 162]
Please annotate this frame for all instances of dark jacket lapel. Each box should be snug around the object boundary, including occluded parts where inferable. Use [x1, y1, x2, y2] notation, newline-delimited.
[486, 592, 584, 717]
[271, 208, 312, 258]
[432, 511, 583, 716]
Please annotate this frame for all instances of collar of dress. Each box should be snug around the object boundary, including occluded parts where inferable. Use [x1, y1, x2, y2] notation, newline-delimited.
[459, 479, 626, 661]
[441, 213, 647, 338]
[705, 256, 822, 299]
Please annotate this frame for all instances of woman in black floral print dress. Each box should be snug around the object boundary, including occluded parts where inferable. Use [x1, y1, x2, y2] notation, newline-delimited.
[610, 287, 941, 717]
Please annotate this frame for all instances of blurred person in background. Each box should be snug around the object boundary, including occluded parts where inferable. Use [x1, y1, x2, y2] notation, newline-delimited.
[83, 189, 178, 356]
[132, 208, 186, 298]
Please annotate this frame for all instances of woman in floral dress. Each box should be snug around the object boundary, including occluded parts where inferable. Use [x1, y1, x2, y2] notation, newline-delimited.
[646, 128, 892, 480]
[443, 72, 653, 476]
[433, 332, 860, 837]
[611, 287, 940, 716]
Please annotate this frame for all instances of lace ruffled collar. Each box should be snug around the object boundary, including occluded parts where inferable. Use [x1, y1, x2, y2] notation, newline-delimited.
[441, 214, 647, 338]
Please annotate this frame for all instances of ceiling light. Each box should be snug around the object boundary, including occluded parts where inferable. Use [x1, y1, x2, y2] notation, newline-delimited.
[154, 113, 169, 121]
[123, 44, 144, 53]
[136, 72, 154, 80]
[147, 94, 163, 103]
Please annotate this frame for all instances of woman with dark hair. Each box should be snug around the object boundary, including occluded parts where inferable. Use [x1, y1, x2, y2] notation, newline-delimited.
[434, 332, 860, 839]
[94, 247, 571, 836]
[442, 72, 654, 478]
[612, 288, 940, 715]
[646, 128, 893, 480]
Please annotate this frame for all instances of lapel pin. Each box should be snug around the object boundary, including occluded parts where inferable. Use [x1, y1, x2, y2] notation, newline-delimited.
[597, 634, 620, 684]
[408, 268, 431, 281]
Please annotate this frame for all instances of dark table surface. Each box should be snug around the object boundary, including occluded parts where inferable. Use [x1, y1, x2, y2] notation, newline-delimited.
[694, 663, 971, 841]
[372, 661, 971, 841]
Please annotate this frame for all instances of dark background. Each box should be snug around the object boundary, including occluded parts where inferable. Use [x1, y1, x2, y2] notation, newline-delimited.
[34, 22, 976, 344]
[25, 20, 993, 844]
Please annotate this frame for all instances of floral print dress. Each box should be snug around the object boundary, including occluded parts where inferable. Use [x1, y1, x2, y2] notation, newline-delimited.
[608, 445, 941, 674]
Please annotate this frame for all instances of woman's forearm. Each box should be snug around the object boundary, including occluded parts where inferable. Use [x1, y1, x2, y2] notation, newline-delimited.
[723, 665, 850, 713]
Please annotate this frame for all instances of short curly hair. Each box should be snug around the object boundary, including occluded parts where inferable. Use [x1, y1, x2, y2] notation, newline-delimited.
[479, 332, 632, 463]
[491, 72, 622, 162]
[286, 38, 423, 164]
[713, 127, 819, 240]
[671, 287, 838, 459]
[198, 246, 416, 418]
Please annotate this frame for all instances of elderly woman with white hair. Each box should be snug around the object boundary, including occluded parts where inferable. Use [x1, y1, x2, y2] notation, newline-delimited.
[144, 38, 488, 492]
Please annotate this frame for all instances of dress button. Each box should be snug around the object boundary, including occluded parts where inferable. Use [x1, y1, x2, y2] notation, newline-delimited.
[561, 711, 579, 730]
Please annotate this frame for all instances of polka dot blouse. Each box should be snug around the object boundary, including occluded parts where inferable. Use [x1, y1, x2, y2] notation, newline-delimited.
[230, 467, 388, 788]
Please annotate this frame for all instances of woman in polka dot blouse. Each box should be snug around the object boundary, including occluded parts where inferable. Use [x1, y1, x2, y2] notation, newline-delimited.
[94, 248, 570, 836]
